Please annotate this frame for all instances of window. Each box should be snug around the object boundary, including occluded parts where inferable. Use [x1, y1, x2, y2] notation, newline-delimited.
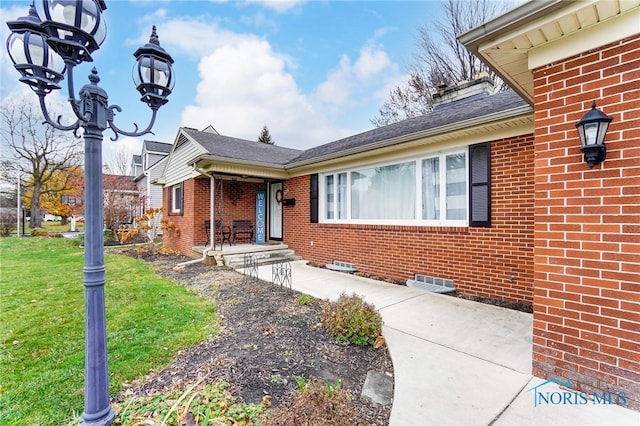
[61, 195, 81, 206]
[325, 174, 334, 219]
[320, 147, 478, 226]
[445, 152, 466, 220]
[422, 158, 440, 220]
[170, 184, 183, 214]
[351, 162, 415, 220]
[325, 172, 347, 219]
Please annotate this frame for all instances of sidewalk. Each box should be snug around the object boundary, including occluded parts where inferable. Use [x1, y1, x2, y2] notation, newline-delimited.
[252, 260, 639, 426]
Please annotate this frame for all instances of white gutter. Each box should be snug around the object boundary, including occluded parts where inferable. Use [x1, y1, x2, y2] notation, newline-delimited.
[458, 0, 568, 49]
[174, 167, 216, 269]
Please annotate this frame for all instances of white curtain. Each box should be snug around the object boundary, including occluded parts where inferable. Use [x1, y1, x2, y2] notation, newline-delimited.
[325, 175, 334, 219]
[337, 173, 347, 219]
[446, 153, 466, 220]
[422, 158, 440, 220]
[351, 162, 415, 219]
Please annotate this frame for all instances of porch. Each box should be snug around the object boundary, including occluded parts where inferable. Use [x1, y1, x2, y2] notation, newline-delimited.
[193, 242, 301, 268]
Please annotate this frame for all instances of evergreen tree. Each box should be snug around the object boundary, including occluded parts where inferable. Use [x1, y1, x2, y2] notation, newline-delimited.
[257, 125, 275, 145]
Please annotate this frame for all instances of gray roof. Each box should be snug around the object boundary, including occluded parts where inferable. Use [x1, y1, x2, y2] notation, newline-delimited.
[181, 90, 529, 169]
[290, 89, 528, 164]
[144, 140, 172, 154]
[182, 128, 302, 166]
[132, 154, 142, 165]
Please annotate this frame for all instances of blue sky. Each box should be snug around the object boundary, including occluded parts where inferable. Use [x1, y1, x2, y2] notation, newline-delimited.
[1, 0, 444, 168]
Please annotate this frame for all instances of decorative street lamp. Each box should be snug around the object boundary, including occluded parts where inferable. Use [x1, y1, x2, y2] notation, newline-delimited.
[6, 2, 174, 425]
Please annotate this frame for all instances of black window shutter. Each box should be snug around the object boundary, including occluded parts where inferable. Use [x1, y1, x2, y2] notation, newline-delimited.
[310, 174, 319, 223]
[469, 142, 491, 227]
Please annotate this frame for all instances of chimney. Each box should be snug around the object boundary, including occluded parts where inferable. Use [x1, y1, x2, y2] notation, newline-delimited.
[432, 72, 495, 108]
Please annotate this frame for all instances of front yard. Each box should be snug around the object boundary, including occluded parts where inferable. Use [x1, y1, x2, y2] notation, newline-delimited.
[0, 237, 216, 425]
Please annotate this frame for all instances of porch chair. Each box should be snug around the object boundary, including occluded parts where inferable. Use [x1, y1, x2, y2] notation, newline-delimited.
[204, 220, 231, 248]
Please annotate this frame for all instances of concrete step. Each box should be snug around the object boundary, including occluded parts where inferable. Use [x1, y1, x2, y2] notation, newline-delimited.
[225, 248, 302, 268]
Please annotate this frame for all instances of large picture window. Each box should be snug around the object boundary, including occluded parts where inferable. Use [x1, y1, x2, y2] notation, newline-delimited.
[322, 148, 472, 225]
[351, 162, 415, 220]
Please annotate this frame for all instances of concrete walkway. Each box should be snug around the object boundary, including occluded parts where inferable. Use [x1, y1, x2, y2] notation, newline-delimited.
[250, 260, 639, 426]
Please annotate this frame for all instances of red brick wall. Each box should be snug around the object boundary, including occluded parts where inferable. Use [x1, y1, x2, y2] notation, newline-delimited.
[163, 178, 266, 256]
[532, 35, 640, 409]
[284, 134, 535, 304]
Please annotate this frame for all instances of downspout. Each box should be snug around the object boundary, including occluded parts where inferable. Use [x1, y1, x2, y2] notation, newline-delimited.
[174, 167, 216, 269]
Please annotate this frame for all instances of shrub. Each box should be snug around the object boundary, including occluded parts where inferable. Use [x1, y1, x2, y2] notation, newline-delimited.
[321, 293, 382, 346]
[0, 211, 16, 236]
[266, 377, 365, 426]
[31, 227, 48, 237]
[116, 223, 139, 244]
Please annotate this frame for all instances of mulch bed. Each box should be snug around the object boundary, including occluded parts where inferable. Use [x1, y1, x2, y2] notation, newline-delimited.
[115, 253, 393, 425]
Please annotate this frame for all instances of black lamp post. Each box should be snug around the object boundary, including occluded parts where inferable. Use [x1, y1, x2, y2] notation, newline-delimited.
[6, 2, 174, 425]
[575, 101, 612, 169]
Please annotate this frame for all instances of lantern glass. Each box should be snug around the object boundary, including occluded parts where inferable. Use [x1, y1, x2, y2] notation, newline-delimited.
[38, 0, 107, 48]
[583, 122, 599, 146]
[8, 30, 64, 74]
[6, 26, 65, 93]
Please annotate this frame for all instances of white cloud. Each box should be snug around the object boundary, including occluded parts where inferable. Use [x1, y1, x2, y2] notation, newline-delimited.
[244, 0, 305, 14]
[181, 38, 339, 149]
[314, 39, 398, 107]
[134, 6, 405, 150]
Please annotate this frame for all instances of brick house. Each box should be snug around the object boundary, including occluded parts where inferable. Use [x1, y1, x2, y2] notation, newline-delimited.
[459, 0, 639, 410]
[159, 0, 639, 409]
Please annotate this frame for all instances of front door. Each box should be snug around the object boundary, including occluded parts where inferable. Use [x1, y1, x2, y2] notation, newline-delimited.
[269, 182, 283, 240]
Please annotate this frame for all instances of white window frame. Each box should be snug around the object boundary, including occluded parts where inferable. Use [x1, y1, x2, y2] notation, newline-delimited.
[320, 148, 469, 226]
[171, 184, 182, 214]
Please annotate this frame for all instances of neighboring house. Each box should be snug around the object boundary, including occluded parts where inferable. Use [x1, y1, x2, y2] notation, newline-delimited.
[131, 155, 143, 179]
[158, 0, 639, 410]
[102, 173, 139, 230]
[133, 140, 172, 217]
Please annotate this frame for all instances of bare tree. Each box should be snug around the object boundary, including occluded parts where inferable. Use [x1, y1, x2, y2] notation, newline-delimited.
[0, 99, 82, 228]
[106, 146, 133, 176]
[372, 0, 512, 127]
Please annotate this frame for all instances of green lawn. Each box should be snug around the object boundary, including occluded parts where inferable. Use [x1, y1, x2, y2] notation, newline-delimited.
[0, 237, 217, 425]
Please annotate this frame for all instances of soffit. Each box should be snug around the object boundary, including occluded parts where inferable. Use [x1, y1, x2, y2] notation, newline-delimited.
[193, 157, 289, 181]
[460, 0, 640, 104]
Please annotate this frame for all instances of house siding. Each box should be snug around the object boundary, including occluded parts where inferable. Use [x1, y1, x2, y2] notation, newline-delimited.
[284, 134, 535, 304]
[164, 141, 203, 187]
[147, 159, 166, 210]
[532, 35, 640, 410]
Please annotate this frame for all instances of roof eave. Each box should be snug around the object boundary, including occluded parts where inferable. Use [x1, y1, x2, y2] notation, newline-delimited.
[286, 104, 533, 169]
[458, 0, 569, 50]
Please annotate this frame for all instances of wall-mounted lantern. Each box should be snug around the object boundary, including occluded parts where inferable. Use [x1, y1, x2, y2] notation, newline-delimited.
[575, 101, 612, 168]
